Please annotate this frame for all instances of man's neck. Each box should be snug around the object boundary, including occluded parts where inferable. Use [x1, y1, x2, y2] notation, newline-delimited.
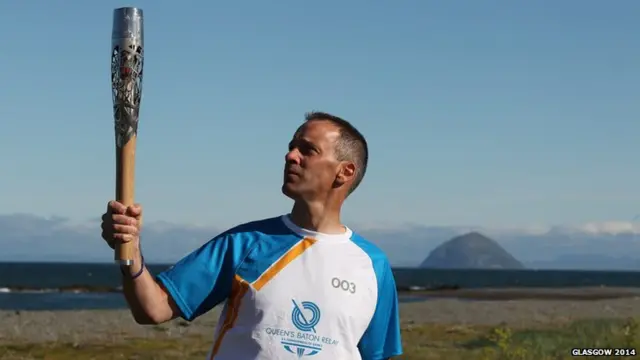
[289, 201, 345, 234]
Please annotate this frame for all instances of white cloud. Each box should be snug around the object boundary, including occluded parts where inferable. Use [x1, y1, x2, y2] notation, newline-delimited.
[569, 221, 640, 236]
[357, 220, 640, 237]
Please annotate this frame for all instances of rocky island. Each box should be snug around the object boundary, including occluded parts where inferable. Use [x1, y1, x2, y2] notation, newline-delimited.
[420, 231, 525, 269]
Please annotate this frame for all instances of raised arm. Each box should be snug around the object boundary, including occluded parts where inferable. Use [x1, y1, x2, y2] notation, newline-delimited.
[121, 252, 180, 324]
[101, 201, 239, 324]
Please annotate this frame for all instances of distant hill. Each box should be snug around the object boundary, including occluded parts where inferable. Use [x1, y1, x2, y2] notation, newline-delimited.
[420, 232, 525, 269]
[2, 213, 640, 270]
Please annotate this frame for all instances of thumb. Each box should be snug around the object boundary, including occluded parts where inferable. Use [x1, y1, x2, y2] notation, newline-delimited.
[127, 204, 143, 218]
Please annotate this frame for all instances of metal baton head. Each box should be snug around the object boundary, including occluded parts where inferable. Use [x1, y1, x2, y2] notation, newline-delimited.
[111, 7, 144, 148]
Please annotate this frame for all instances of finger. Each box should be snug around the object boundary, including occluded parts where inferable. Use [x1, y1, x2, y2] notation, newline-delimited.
[111, 214, 138, 226]
[108, 201, 127, 214]
[127, 204, 143, 218]
[112, 224, 138, 235]
[113, 233, 138, 243]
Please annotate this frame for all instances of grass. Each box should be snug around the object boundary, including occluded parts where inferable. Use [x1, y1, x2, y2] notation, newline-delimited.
[1, 318, 638, 359]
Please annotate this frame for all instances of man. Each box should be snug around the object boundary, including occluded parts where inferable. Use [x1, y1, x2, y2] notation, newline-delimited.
[101, 112, 403, 360]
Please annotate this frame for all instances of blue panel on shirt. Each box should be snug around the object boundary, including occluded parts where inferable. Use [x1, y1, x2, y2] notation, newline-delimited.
[351, 233, 404, 360]
[235, 231, 302, 284]
[155, 216, 294, 321]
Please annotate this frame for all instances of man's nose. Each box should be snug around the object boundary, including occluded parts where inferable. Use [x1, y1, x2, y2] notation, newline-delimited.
[285, 148, 301, 164]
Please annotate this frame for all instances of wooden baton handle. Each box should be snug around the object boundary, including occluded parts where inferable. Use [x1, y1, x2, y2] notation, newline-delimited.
[115, 135, 137, 264]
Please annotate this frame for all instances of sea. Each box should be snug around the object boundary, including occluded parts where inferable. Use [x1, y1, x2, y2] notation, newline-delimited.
[1, 262, 639, 311]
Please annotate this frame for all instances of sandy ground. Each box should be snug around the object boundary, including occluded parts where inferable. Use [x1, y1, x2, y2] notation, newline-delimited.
[2, 288, 640, 344]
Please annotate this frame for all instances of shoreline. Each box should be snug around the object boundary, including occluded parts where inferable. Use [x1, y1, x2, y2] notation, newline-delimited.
[3, 286, 640, 301]
[404, 286, 640, 300]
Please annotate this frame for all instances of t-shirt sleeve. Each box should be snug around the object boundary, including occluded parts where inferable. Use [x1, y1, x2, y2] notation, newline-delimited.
[155, 233, 242, 321]
[357, 260, 403, 360]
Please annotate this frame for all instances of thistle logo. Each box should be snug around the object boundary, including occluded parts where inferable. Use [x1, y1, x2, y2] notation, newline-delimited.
[282, 300, 323, 357]
[264, 299, 339, 358]
[291, 300, 321, 333]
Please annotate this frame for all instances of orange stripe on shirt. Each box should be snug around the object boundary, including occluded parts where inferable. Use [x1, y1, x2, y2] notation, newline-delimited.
[252, 237, 317, 291]
[209, 275, 250, 359]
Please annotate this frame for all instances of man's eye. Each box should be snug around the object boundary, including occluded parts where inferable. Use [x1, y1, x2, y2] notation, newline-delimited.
[300, 145, 314, 154]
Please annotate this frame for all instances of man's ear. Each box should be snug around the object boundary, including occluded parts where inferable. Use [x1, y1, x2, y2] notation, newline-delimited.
[335, 162, 356, 187]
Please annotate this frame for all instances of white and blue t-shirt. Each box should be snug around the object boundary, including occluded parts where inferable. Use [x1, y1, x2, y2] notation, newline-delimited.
[156, 214, 403, 360]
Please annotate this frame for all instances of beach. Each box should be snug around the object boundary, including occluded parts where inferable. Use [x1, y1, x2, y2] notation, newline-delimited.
[2, 298, 640, 343]
[1, 288, 640, 359]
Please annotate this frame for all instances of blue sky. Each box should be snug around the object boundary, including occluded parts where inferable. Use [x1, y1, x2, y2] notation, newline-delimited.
[0, 0, 638, 231]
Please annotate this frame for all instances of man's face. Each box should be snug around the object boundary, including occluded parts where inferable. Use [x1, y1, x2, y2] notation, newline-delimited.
[282, 120, 344, 201]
